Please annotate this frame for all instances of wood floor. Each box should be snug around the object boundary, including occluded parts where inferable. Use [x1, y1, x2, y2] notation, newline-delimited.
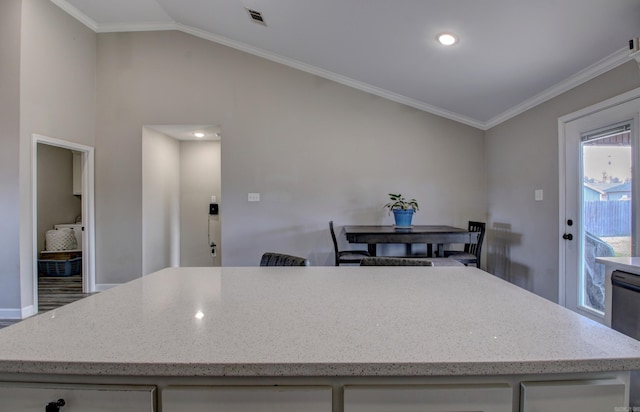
[37, 274, 91, 311]
[0, 319, 20, 329]
[0, 275, 93, 329]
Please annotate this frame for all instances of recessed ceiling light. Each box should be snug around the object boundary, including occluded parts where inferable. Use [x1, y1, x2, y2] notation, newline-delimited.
[437, 33, 458, 46]
[193, 132, 205, 138]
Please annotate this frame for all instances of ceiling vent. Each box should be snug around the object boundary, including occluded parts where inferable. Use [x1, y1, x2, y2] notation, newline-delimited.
[246, 8, 266, 26]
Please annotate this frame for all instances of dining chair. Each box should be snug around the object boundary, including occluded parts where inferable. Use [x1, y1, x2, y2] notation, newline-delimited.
[359, 257, 433, 266]
[260, 252, 309, 266]
[330, 221, 370, 266]
[443, 221, 486, 267]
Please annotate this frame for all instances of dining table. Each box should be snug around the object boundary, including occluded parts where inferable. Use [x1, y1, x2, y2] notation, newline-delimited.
[343, 225, 479, 257]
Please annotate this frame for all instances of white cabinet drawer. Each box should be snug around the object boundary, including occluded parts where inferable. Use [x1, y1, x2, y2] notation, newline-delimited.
[0, 382, 156, 411]
[344, 384, 512, 412]
[162, 385, 332, 412]
[520, 379, 626, 412]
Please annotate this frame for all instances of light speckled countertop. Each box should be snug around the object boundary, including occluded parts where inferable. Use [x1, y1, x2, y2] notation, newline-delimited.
[596, 256, 640, 273]
[1, 266, 640, 377]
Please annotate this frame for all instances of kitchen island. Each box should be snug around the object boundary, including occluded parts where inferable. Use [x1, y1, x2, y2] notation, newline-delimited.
[0, 266, 639, 411]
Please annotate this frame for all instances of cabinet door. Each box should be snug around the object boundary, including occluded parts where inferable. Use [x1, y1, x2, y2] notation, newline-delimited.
[0, 383, 155, 411]
[344, 384, 512, 412]
[521, 379, 625, 412]
[162, 386, 332, 412]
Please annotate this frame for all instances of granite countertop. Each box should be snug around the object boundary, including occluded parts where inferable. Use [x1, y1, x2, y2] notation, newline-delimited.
[596, 256, 640, 273]
[1, 266, 640, 377]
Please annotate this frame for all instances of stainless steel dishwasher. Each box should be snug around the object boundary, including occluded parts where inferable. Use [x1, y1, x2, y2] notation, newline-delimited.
[612, 270, 640, 406]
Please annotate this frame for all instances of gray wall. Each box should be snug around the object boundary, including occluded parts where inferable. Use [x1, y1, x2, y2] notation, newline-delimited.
[95, 30, 487, 282]
[142, 127, 181, 274]
[36, 144, 81, 252]
[142, 130, 221, 273]
[0, 0, 22, 314]
[17, 0, 95, 313]
[180, 140, 221, 267]
[0, 0, 95, 316]
[485, 61, 640, 302]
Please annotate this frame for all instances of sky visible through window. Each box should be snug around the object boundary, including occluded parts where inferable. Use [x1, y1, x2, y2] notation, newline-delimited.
[583, 146, 631, 183]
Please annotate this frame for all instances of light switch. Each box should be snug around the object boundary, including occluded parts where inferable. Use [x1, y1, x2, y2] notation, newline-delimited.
[535, 189, 543, 201]
[248, 193, 260, 202]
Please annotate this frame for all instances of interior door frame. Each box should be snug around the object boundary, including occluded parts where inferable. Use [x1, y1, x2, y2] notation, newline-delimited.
[32, 134, 96, 313]
[558, 86, 640, 311]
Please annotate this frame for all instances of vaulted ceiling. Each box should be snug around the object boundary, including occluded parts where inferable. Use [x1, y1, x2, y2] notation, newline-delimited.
[52, 0, 640, 129]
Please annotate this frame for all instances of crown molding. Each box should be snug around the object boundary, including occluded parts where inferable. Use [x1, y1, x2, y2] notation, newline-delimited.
[48, 0, 633, 132]
[96, 22, 178, 33]
[176, 24, 485, 129]
[50, 0, 98, 31]
[47, 1, 484, 129]
[50, 0, 176, 33]
[484, 47, 632, 130]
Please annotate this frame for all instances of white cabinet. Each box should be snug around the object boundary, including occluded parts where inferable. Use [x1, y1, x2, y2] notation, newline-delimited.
[520, 379, 626, 412]
[344, 384, 512, 412]
[162, 386, 332, 412]
[0, 382, 155, 411]
[72, 151, 82, 195]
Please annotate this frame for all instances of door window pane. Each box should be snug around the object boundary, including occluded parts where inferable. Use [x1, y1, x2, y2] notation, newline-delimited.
[581, 128, 632, 312]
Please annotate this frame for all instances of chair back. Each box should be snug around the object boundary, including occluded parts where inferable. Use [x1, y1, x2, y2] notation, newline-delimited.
[330, 221, 370, 266]
[260, 252, 309, 267]
[360, 257, 433, 266]
[465, 221, 486, 266]
[329, 221, 340, 266]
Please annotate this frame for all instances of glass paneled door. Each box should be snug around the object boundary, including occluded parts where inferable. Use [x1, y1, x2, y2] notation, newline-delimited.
[562, 95, 640, 322]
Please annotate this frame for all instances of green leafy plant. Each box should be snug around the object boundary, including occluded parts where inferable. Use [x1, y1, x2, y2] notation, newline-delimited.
[384, 193, 419, 215]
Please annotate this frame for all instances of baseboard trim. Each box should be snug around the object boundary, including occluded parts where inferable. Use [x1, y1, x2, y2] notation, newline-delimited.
[21, 305, 35, 318]
[0, 305, 34, 320]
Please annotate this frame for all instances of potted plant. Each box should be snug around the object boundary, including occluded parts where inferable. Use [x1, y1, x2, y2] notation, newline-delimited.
[384, 193, 419, 227]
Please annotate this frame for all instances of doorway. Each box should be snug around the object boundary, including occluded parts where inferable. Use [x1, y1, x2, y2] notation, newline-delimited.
[141, 125, 222, 274]
[32, 134, 95, 314]
[559, 89, 640, 322]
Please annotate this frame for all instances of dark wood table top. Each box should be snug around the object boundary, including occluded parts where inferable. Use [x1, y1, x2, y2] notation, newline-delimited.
[344, 225, 469, 235]
[343, 225, 478, 257]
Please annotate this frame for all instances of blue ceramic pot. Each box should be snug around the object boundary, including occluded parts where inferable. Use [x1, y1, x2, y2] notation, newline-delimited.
[393, 209, 414, 227]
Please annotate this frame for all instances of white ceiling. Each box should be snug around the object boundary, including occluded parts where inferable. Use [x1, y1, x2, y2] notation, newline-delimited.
[52, 0, 640, 130]
[146, 124, 221, 141]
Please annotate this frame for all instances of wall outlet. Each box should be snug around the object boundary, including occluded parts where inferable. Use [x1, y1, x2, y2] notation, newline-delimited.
[535, 189, 543, 201]
[248, 193, 260, 202]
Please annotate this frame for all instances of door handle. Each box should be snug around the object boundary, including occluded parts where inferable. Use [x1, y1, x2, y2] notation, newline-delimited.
[562, 233, 573, 240]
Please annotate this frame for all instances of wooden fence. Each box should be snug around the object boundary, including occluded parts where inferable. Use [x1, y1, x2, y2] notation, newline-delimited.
[584, 200, 631, 237]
